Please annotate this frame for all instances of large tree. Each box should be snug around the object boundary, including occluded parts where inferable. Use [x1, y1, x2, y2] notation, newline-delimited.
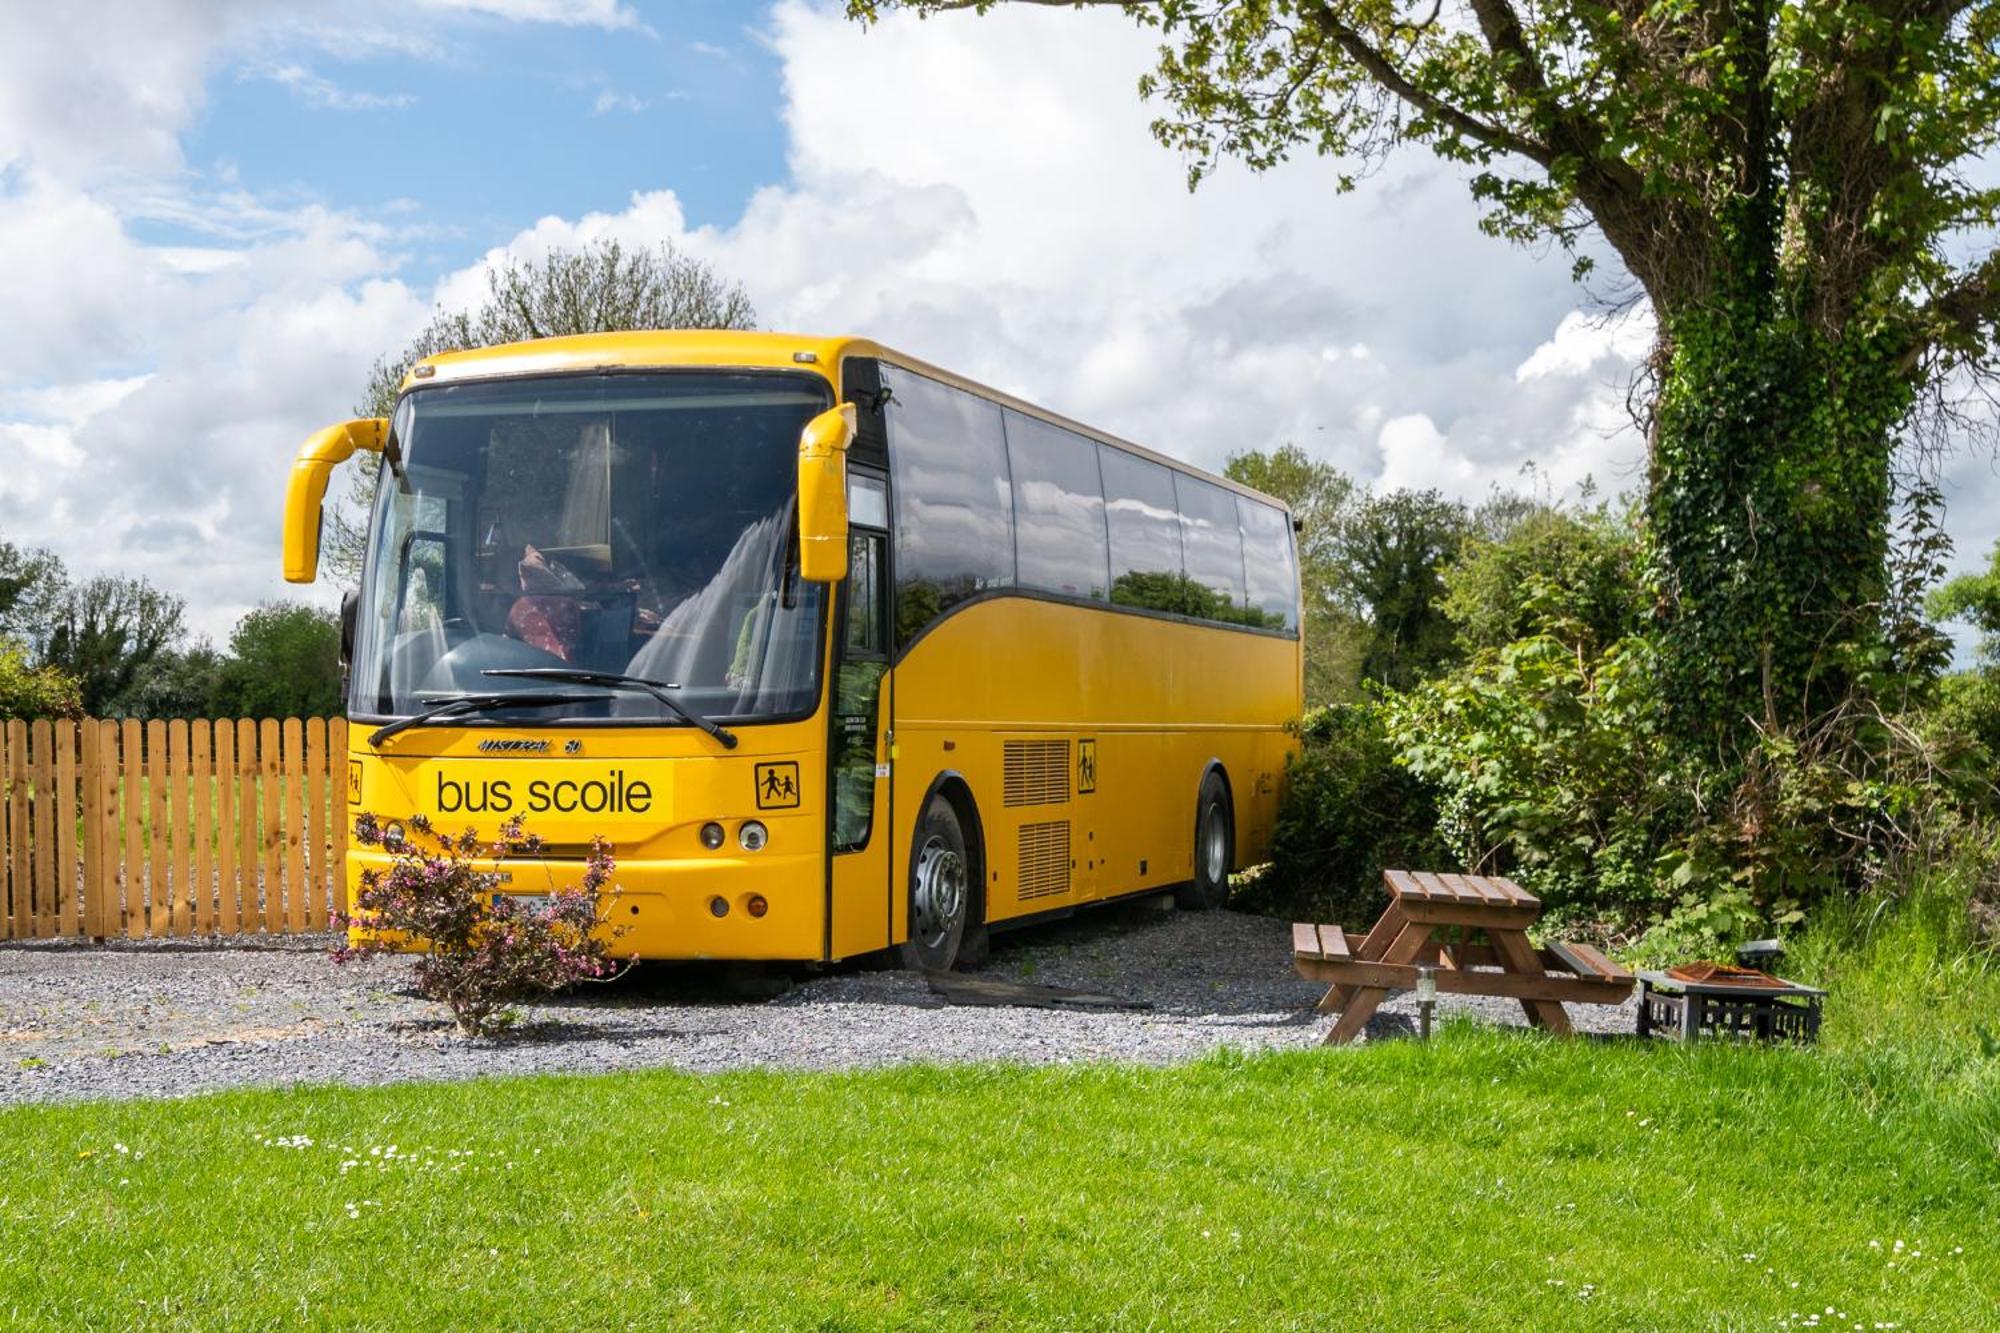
[212, 603, 343, 719]
[325, 239, 758, 583]
[850, 0, 2000, 754]
[42, 575, 186, 715]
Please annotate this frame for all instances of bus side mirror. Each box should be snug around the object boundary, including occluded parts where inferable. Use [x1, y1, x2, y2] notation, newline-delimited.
[797, 403, 856, 583]
[283, 418, 387, 583]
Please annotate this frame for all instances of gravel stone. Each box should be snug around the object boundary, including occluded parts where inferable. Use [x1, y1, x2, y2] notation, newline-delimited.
[0, 902, 1639, 1104]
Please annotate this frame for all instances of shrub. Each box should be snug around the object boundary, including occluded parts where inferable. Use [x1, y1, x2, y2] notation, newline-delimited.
[1233, 701, 1452, 926]
[0, 640, 83, 719]
[335, 814, 627, 1037]
[1383, 632, 1674, 929]
[1931, 671, 2000, 766]
[1442, 502, 1643, 656]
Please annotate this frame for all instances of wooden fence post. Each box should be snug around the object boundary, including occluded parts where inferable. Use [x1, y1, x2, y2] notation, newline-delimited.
[6, 719, 27, 941]
[54, 720, 78, 938]
[168, 720, 191, 937]
[215, 720, 239, 936]
[260, 718, 282, 934]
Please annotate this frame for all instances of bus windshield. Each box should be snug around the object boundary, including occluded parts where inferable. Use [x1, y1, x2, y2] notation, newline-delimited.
[348, 371, 830, 724]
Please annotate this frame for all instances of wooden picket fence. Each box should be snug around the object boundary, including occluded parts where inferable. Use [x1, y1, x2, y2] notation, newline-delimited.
[0, 717, 349, 941]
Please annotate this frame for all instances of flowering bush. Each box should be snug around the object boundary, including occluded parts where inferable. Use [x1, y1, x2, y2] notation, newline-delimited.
[335, 812, 627, 1037]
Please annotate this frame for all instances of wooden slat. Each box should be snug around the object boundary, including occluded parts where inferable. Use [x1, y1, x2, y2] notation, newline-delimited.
[1491, 876, 1539, 909]
[306, 718, 328, 930]
[283, 719, 307, 933]
[1297, 956, 1636, 1004]
[1383, 868, 1424, 901]
[1292, 920, 1322, 960]
[146, 720, 169, 938]
[167, 721, 192, 936]
[1556, 940, 1631, 983]
[6, 719, 26, 940]
[78, 721, 101, 938]
[30, 719, 56, 938]
[94, 720, 119, 939]
[1413, 870, 1459, 904]
[1452, 872, 1504, 906]
[121, 720, 144, 938]
[54, 721, 78, 937]
[238, 721, 262, 933]
[192, 722, 214, 933]
[260, 719, 283, 934]
[92, 721, 119, 939]
[330, 719, 349, 920]
[1315, 923, 1349, 960]
[215, 722, 240, 935]
[1395, 900, 1541, 931]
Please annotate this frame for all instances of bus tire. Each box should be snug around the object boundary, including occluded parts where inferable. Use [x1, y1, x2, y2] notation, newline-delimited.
[898, 795, 974, 971]
[1174, 771, 1233, 911]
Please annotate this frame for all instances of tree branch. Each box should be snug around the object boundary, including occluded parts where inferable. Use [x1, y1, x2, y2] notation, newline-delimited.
[1300, 6, 1556, 165]
[1902, 248, 2000, 375]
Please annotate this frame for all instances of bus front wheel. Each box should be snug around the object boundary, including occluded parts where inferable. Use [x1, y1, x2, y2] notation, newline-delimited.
[899, 796, 977, 972]
[1174, 771, 1233, 911]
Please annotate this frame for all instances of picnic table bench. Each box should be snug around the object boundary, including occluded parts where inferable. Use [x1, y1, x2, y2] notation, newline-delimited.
[1293, 870, 1635, 1045]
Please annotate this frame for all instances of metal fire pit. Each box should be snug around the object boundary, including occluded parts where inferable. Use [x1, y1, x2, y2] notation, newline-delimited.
[1636, 970, 1826, 1044]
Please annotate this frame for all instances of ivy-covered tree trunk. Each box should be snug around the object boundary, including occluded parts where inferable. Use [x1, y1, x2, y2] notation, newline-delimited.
[1648, 310, 1912, 749]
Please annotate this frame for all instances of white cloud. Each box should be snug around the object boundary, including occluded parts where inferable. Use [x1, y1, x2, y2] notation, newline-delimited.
[416, 0, 641, 28]
[592, 89, 650, 115]
[254, 63, 416, 111]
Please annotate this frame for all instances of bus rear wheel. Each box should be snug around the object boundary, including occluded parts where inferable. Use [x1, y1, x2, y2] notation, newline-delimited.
[898, 796, 976, 972]
[1174, 771, 1233, 911]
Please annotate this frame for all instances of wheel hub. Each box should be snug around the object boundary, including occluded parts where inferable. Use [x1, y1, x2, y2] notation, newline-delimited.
[912, 836, 966, 946]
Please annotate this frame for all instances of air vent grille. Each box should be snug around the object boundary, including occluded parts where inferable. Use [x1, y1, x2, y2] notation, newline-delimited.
[1003, 740, 1070, 807]
[1017, 821, 1071, 901]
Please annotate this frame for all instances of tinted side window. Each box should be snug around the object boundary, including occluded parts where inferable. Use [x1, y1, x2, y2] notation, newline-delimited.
[1175, 473, 1247, 622]
[1239, 496, 1299, 631]
[1005, 410, 1109, 600]
[882, 366, 1015, 642]
[1100, 445, 1188, 615]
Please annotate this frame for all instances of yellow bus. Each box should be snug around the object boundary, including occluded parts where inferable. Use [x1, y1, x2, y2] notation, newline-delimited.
[284, 332, 1302, 970]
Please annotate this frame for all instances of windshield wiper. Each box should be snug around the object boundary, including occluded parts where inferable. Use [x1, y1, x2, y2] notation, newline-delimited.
[367, 690, 603, 748]
[482, 669, 739, 750]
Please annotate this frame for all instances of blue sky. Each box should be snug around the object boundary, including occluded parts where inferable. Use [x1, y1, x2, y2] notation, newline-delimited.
[0, 0, 1995, 653]
[166, 3, 790, 274]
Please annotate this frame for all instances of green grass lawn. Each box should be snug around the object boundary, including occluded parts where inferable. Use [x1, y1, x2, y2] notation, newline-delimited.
[2, 1029, 1995, 1330]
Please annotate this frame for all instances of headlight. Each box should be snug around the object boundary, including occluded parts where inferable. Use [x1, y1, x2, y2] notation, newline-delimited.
[739, 821, 768, 852]
[699, 821, 726, 850]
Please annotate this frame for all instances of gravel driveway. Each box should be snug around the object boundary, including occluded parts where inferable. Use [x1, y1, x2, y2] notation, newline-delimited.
[2, 901, 1639, 1104]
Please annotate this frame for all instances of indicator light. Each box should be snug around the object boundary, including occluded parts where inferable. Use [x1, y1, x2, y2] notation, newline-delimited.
[745, 894, 768, 919]
[708, 896, 729, 918]
[739, 821, 768, 852]
[699, 821, 725, 850]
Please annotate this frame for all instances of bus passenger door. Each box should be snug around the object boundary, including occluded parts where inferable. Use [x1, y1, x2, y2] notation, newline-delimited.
[826, 475, 895, 959]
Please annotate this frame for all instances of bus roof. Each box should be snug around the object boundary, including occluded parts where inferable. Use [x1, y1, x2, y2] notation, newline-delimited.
[408, 330, 1291, 513]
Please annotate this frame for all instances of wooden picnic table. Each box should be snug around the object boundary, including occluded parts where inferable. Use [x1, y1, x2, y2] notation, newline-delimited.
[1293, 869, 1635, 1046]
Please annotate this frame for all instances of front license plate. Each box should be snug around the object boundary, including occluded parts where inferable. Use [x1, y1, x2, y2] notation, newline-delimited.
[492, 893, 553, 914]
